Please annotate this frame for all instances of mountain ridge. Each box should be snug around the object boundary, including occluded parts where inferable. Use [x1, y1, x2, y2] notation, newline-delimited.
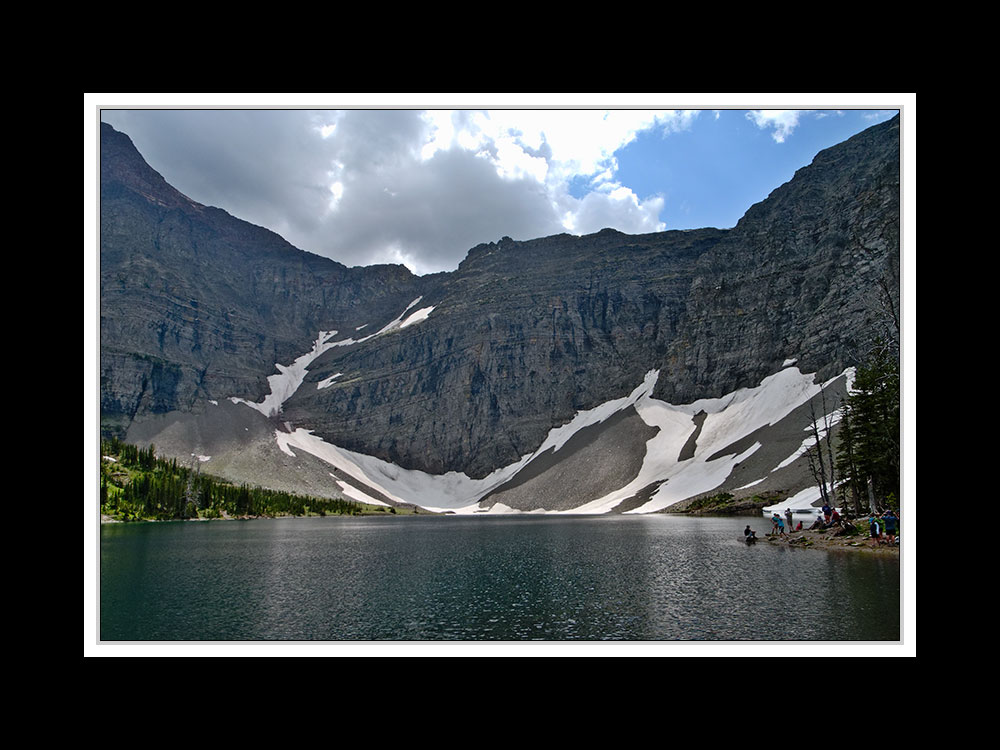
[99, 116, 900, 511]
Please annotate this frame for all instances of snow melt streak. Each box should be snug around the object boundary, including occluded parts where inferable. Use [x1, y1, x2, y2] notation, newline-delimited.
[232, 298, 435, 416]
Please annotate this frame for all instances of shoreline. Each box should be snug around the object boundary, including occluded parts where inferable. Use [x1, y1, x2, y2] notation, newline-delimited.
[760, 527, 900, 555]
[101, 512, 902, 556]
[99, 506, 431, 524]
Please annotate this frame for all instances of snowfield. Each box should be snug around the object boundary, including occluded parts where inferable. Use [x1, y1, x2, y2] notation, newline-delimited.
[223, 298, 850, 515]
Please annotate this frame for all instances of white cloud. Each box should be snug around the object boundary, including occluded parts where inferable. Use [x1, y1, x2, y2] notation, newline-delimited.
[489, 109, 697, 184]
[314, 109, 701, 271]
[414, 108, 695, 239]
[745, 110, 803, 143]
[561, 185, 666, 236]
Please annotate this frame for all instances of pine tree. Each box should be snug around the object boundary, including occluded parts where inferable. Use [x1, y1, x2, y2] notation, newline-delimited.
[837, 339, 899, 510]
[834, 405, 865, 515]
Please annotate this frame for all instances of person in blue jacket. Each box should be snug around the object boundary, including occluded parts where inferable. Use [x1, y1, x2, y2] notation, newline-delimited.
[881, 510, 898, 545]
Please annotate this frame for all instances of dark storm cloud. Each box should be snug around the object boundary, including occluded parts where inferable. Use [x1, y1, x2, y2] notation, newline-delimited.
[101, 108, 566, 273]
[101, 109, 338, 244]
[99, 108, 670, 274]
[321, 122, 564, 270]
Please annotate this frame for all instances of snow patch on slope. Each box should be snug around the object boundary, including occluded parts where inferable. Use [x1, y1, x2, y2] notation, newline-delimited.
[231, 330, 342, 417]
[373, 297, 434, 335]
[275, 427, 524, 513]
[559, 366, 839, 514]
[272, 370, 660, 514]
[400, 304, 435, 329]
[334, 479, 389, 507]
[231, 298, 435, 416]
[534, 370, 659, 456]
[317, 373, 342, 390]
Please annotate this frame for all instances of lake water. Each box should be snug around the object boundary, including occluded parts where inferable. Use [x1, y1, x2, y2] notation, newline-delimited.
[98, 514, 901, 643]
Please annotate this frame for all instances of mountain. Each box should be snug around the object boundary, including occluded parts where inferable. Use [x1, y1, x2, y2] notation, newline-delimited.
[100, 123, 431, 435]
[99, 116, 900, 514]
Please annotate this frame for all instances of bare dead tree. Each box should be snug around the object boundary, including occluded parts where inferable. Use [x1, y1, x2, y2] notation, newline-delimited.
[806, 383, 844, 510]
[807, 400, 831, 508]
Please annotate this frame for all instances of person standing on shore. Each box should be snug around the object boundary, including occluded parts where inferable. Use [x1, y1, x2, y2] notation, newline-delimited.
[882, 510, 898, 545]
[869, 514, 881, 546]
[785, 508, 794, 533]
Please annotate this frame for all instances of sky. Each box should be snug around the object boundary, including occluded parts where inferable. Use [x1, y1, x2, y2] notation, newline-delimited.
[96, 96, 905, 276]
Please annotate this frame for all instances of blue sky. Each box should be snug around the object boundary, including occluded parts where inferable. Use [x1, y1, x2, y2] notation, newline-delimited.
[96, 97, 903, 275]
[610, 108, 896, 230]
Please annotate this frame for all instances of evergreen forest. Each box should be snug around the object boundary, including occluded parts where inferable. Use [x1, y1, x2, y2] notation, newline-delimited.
[100, 437, 364, 521]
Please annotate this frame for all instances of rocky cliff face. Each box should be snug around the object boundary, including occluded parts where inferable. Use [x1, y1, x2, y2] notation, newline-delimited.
[100, 122, 430, 436]
[100, 116, 900, 486]
[282, 227, 729, 477]
[657, 115, 900, 405]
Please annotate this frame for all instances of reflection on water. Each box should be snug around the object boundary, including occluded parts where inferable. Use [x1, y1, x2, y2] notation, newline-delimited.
[100, 515, 900, 642]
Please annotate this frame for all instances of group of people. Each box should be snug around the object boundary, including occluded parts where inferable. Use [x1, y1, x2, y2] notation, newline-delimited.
[747, 508, 809, 541]
[808, 503, 842, 530]
[867, 509, 899, 546]
[755, 503, 899, 546]
[768, 507, 804, 537]
[808, 502, 875, 535]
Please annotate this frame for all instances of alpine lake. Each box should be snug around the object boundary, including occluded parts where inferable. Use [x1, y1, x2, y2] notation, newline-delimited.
[98, 512, 901, 644]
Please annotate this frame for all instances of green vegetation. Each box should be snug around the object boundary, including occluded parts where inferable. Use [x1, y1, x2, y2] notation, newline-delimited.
[683, 491, 783, 515]
[687, 491, 737, 512]
[835, 339, 900, 515]
[100, 437, 364, 521]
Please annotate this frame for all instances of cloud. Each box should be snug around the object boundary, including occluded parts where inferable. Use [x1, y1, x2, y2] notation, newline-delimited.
[745, 110, 803, 143]
[102, 109, 342, 244]
[561, 186, 666, 237]
[100, 108, 701, 275]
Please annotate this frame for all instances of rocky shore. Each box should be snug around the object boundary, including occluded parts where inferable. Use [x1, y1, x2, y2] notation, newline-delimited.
[762, 527, 900, 554]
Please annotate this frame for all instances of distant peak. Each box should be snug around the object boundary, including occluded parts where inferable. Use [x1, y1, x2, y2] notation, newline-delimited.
[100, 121, 202, 211]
